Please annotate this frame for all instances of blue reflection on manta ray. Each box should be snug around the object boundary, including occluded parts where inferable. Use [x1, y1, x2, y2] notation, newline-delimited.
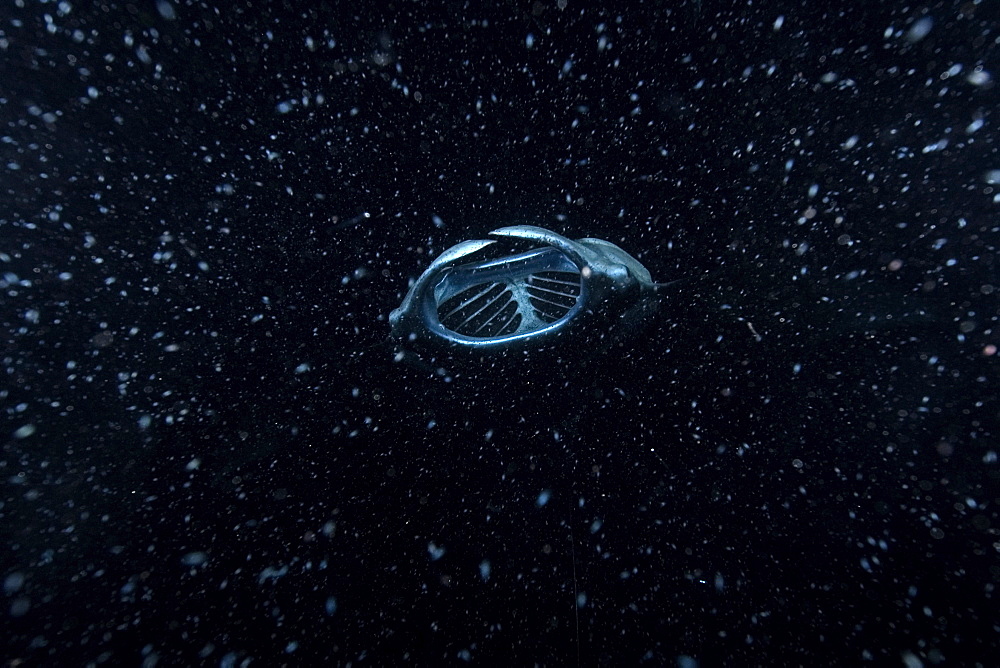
[390, 226, 677, 352]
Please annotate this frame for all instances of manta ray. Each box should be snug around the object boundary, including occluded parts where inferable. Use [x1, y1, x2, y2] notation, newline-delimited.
[390, 226, 677, 353]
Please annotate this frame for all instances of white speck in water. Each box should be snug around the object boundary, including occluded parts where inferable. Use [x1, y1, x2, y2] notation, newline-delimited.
[258, 565, 289, 584]
[427, 542, 446, 561]
[181, 551, 208, 566]
[905, 17, 933, 43]
[967, 69, 992, 87]
[4, 572, 26, 594]
[156, 0, 176, 20]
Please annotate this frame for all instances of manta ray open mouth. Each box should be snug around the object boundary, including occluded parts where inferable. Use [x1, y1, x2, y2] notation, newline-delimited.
[434, 249, 584, 340]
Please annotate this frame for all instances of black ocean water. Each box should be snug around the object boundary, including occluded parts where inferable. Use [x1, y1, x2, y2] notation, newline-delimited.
[2, 2, 998, 665]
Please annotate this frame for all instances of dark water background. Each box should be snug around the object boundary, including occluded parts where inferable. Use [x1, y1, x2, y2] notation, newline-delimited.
[2, 1, 998, 665]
